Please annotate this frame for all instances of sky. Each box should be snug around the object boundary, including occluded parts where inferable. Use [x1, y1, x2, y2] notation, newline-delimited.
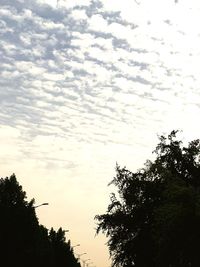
[1, 0, 200, 266]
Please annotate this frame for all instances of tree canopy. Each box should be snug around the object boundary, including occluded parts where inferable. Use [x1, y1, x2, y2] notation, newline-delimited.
[0, 174, 81, 267]
[95, 130, 200, 267]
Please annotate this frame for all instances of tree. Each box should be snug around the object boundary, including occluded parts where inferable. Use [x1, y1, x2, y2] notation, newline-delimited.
[0, 174, 81, 267]
[0, 174, 39, 266]
[49, 227, 80, 267]
[95, 131, 200, 267]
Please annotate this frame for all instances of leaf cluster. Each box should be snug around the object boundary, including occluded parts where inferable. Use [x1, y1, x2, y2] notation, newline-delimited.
[96, 130, 200, 267]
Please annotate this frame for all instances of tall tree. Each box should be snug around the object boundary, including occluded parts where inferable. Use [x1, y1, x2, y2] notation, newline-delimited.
[0, 174, 39, 266]
[95, 131, 200, 267]
[49, 227, 80, 267]
[0, 174, 81, 267]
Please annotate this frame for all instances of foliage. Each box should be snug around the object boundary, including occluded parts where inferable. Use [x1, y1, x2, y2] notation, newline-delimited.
[0, 174, 80, 267]
[95, 130, 200, 267]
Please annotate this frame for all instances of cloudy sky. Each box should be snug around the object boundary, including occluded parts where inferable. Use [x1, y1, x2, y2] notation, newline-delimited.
[1, 0, 200, 266]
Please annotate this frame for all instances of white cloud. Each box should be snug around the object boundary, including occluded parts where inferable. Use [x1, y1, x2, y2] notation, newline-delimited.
[20, 33, 32, 46]
[41, 0, 92, 8]
[42, 72, 65, 81]
[88, 14, 108, 32]
[70, 9, 88, 20]
[37, 0, 57, 8]
[41, 21, 65, 30]
[93, 37, 113, 50]
[108, 22, 134, 40]
[71, 32, 94, 49]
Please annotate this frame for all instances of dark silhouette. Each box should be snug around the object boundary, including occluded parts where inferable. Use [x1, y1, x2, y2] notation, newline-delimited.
[96, 130, 200, 267]
[0, 174, 80, 267]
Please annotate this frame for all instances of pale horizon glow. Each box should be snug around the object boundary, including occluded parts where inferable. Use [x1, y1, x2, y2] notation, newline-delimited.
[1, 0, 200, 266]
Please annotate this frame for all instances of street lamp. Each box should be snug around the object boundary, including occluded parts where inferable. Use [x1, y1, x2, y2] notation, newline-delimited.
[86, 262, 93, 267]
[82, 259, 91, 267]
[34, 203, 49, 208]
[72, 244, 80, 248]
[83, 259, 90, 262]
[76, 253, 87, 260]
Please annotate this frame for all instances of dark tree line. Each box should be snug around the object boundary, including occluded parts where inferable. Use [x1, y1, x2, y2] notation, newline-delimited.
[0, 174, 81, 267]
[96, 131, 200, 267]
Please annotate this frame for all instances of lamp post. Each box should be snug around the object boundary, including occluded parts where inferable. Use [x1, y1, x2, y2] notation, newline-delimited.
[34, 203, 49, 208]
[76, 253, 87, 260]
[72, 244, 80, 248]
[82, 259, 91, 267]
[86, 262, 93, 267]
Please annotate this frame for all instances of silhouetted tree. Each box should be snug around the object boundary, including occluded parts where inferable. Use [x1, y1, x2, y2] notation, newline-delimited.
[49, 227, 80, 267]
[96, 131, 200, 267]
[0, 174, 81, 267]
[0, 174, 39, 266]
